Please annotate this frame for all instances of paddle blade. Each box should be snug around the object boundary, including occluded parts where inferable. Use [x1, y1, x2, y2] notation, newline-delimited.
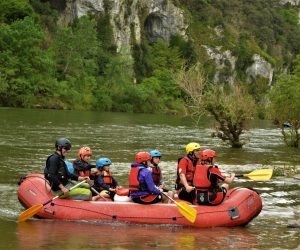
[244, 168, 273, 180]
[174, 201, 197, 223]
[18, 204, 43, 222]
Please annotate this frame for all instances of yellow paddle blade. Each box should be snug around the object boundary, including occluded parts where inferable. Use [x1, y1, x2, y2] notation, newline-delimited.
[243, 168, 273, 181]
[174, 201, 197, 223]
[18, 204, 43, 223]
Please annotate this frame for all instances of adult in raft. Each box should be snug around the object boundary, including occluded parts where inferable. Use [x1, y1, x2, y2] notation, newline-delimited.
[44, 138, 91, 200]
[128, 151, 164, 204]
[194, 149, 235, 205]
[175, 142, 202, 203]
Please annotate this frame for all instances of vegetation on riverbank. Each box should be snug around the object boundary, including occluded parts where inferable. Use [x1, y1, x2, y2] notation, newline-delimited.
[0, 0, 300, 148]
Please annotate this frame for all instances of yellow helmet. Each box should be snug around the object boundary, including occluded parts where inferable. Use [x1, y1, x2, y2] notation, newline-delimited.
[186, 142, 201, 154]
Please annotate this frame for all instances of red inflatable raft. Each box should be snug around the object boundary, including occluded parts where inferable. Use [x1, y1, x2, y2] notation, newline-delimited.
[17, 173, 262, 228]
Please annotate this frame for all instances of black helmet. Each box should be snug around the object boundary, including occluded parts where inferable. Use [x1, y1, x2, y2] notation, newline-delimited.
[55, 138, 71, 150]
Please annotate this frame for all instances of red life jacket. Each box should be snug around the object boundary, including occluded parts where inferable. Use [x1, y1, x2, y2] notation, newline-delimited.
[193, 164, 212, 190]
[151, 166, 161, 186]
[102, 171, 113, 187]
[175, 156, 195, 190]
[128, 164, 147, 191]
[79, 169, 90, 177]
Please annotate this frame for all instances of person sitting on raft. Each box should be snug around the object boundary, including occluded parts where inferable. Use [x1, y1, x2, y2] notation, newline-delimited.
[149, 150, 174, 201]
[92, 157, 120, 201]
[175, 142, 201, 203]
[193, 149, 235, 205]
[44, 138, 91, 200]
[128, 152, 164, 204]
[73, 146, 96, 180]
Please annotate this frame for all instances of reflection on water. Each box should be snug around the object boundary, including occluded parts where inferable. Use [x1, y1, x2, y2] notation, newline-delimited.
[0, 108, 299, 249]
[16, 220, 259, 250]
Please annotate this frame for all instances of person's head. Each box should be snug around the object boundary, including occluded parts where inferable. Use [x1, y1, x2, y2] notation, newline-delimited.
[201, 149, 216, 164]
[77, 146, 92, 162]
[135, 151, 151, 167]
[186, 142, 201, 159]
[55, 138, 71, 158]
[96, 157, 112, 172]
[149, 150, 161, 166]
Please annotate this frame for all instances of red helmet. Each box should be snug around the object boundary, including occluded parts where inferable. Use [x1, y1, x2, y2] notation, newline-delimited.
[201, 149, 216, 161]
[135, 152, 151, 163]
[77, 147, 92, 160]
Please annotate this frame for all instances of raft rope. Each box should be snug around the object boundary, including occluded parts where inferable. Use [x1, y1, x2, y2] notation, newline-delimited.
[52, 203, 182, 221]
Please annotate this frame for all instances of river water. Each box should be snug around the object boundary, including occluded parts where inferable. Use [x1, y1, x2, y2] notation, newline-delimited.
[0, 108, 299, 249]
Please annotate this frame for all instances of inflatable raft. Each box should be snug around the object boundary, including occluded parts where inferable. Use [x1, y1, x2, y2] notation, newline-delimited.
[17, 173, 262, 228]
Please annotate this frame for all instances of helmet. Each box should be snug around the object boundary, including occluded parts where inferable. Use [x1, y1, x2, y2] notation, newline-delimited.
[96, 157, 112, 168]
[186, 142, 201, 154]
[149, 150, 161, 158]
[135, 152, 151, 163]
[55, 138, 71, 150]
[201, 149, 216, 161]
[77, 146, 92, 160]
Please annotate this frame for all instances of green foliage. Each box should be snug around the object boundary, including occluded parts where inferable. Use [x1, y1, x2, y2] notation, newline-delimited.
[52, 16, 100, 109]
[268, 55, 300, 147]
[0, 16, 56, 107]
[204, 83, 256, 148]
[29, 0, 59, 32]
[0, 0, 34, 24]
[169, 34, 197, 66]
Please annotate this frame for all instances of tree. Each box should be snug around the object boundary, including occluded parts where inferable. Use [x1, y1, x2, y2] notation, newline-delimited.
[53, 16, 101, 109]
[0, 16, 56, 107]
[268, 55, 300, 147]
[176, 64, 256, 148]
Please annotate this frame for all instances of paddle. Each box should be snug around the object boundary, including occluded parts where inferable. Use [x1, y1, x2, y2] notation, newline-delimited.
[90, 186, 108, 201]
[18, 179, 87, 222]
[235, 168, 273, 181]
[161, 192, 197, 223]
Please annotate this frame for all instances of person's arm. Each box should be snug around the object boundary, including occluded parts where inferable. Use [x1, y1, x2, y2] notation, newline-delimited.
[143, 170, 162, 194]
[224, 173, 235, 184]
[97, 176, 110, 190]
[179, 173, 195, 193]
[178, 158, 194, 193]
[46, 156, 62, 187]
[112, 176, 119, 188]
[210, 167, 235, 184]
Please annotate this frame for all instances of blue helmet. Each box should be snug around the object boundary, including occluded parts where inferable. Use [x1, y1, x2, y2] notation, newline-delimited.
[149, 150, 161, 158]
[96, 157, 112, 169]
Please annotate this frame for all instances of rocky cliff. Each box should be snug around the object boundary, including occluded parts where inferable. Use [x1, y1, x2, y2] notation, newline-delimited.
[54, 0, 299, 85]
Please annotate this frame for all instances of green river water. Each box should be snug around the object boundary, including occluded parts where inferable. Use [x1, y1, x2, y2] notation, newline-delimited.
[0, 108, 299, 249]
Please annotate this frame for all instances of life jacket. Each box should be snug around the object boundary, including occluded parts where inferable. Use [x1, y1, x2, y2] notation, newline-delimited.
[73, 159, 91, 177]
[101, 171, 113, 188]
[128, 163, 148, 191]
[151, 166, 161, 186]
[175, 156, 195, 190]
[44, 153, 68, 186]
[193, 164, 212, 190]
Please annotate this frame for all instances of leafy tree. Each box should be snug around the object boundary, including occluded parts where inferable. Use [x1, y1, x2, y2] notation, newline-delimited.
[53, 16, 101, 109]
[0, 17, 56, 107]
[204, 83, 256, 148]
[268, 55, 300, 147]
[177, 64, 256, 148]
[0, 0, 34, 24]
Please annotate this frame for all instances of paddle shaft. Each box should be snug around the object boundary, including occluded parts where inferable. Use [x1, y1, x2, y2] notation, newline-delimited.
[90, 186, 108, 201]
[42, 179, 87, 205]
[161, 192, 176, 202]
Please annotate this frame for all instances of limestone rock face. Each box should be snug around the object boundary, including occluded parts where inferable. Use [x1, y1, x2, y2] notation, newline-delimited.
[246, 54, 274, 85]
[59, 0, 187, 52]
[279, 0, 300, 5]
[202, 45, 237, 84]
